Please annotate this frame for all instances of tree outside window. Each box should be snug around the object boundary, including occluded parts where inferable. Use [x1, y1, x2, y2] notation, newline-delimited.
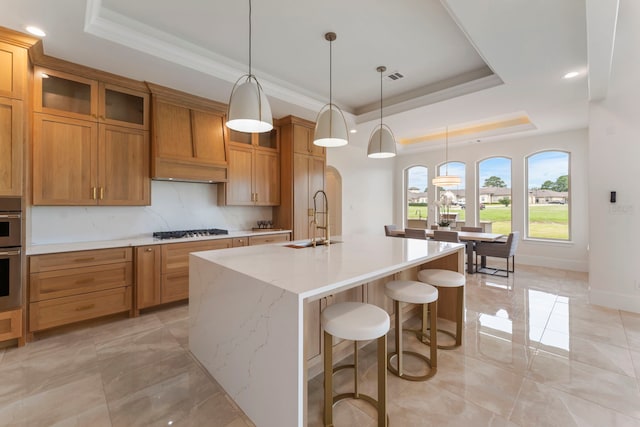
[526, 151, 570, 240]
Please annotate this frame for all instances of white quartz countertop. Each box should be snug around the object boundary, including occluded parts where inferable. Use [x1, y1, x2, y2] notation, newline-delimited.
[191, 234, 464, 301]
[26, 229, 292, 255]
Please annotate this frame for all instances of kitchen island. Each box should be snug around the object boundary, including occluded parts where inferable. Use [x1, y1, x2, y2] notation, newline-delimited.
[188, 234, 464, 427]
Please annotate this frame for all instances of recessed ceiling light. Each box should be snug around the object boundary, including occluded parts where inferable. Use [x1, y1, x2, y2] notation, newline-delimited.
[563, 71, 579, 79]
[25, 26, 46, 37]
[349, 129, 357, 134]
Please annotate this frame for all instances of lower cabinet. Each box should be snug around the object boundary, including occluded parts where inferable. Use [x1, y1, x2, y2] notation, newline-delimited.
[28, 247, 133, 333]
[0, 308, 22, 343]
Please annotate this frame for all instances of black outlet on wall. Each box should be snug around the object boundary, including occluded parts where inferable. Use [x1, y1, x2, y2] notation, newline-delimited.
[610, 191, 616, 203]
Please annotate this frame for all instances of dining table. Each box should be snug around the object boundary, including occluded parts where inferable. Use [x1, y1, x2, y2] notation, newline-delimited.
[388, 228, 505, 273]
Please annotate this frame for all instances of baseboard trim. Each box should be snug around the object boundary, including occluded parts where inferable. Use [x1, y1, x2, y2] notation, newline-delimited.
[589, 289, 640, 314]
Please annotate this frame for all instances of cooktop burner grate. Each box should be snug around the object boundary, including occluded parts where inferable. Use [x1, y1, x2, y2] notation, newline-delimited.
[153, 228, 229, 240]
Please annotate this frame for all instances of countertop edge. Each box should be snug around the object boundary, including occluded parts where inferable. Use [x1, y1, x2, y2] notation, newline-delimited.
[26, 230, 292, 256]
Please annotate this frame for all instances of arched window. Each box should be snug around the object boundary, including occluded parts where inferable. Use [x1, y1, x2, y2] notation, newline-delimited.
[405, 166, 428, 228]
[526, 151, 570, 240]
[436, 161, 465, 226]
[478, 157, 512, 234]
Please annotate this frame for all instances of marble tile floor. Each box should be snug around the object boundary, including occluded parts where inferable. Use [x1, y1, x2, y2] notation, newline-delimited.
[1, 265, 640, 426]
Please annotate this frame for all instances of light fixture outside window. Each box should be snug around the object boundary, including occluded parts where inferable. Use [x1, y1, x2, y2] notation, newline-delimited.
[226, 0, 273, 133]
[314, 32, 348, 147]
[432, 126, 460, 187]
[367, 66, 396, 158]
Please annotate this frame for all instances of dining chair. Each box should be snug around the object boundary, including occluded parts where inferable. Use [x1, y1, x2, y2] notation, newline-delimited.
[461, 226, 482, 232]
[432, 230, 460, 243]
[404, 228, 427, 240]
[475, 231, 520, 277]
[384, 224, 398, 236]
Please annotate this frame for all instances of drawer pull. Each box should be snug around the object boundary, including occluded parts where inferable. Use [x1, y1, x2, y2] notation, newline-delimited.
[74, 257, 95, 263]
[145, 248, 153, 252]
[75, 304, 95, 311]
[75, 278, 95, 285]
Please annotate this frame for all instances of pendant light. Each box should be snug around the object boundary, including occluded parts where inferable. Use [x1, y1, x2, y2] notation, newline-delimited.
[226, 0, 273, 133]
[367, 66, 396, 158]
[314, 32, 348, 147]
[432, 126, 461, 187]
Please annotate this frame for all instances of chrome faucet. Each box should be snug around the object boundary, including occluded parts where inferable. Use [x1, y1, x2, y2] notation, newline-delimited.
[311, 190, 330, 247]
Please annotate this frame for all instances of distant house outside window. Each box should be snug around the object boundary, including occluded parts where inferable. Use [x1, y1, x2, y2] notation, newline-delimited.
[526, 151, 570, 240]
[406, 166, 428, 227]
[478, 157, 512, 235]
[436, 161, 465, 224]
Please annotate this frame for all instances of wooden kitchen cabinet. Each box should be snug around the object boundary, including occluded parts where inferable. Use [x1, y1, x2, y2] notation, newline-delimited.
[0, 38, 29, 100]
[160, 239, 232, 304]
[28, 248, 133, 333]
[148, 83, 227, 182]
[219, 128, 280, 206]
[274, 116, 325, 240]
[0, 308, 22, 343]
[0, 97, 23, 196]
[248, 232, 290, 246]
[34, 67, 149, 129]
[32, 66, 150, 206]
[135, 245, 162, 311]
[32, 114, 150, 205]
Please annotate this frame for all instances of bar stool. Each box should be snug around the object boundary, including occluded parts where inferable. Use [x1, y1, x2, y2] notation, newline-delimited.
[417, 269, 465, 349]
[385, 280, 438, 381]
[321, 302, 390, 427]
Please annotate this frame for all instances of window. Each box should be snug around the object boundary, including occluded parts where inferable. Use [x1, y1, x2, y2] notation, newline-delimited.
[478, 157, 512, 234]
[436, 161, 465, 224]
[526, 151, 570, 240]
[405, 166, 428, 227]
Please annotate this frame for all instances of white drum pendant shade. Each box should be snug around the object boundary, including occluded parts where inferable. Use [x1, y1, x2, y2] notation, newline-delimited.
[227, 76, 273, 133]
[314, 105, 349, 147]
[367, 125, 396, 158]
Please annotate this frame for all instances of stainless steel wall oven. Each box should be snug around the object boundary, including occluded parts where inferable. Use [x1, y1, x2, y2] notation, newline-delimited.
[0, 197, 22, 310]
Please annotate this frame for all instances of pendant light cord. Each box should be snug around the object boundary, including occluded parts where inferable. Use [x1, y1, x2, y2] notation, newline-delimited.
[329, 37, 333, 107]
[445, 126, 449, 175]
[379, 69, 383, 125]
[248, 0, 252, 76]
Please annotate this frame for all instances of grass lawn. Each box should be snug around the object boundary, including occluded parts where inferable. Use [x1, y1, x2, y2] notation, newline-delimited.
[407, 204, 569, 239]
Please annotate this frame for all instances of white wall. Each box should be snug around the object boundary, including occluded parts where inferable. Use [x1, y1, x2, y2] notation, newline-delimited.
[394, 129, 589, 272]
[588, 0, 640, 313]
[29, 181, 273, 244]
[327, 143, 395, 236]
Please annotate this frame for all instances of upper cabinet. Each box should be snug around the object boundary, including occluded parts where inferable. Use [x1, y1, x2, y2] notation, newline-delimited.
[32, 66, 150, 206]
[219, 128, 280, 206]
[0, 29, 38, 197]
[147, 83, 227, 183]
[0, 39, 28, 100]
[34, 67, 149, 130]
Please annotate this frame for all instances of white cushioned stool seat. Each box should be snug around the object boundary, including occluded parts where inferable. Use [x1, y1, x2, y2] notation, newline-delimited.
[385, 280, 438, 304]
[417, 268, 466, 349]
[321, 302, 390, 426]
[322, 302, 390, 341]
[384, 280, 439, 382]
[417, 269, 465, 287]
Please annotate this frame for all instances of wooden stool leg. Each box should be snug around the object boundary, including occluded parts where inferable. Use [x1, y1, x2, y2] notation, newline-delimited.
[456, 287, 464, 347]
[430, 300, 437, 367]
[377, 334, 388, 427]
[394, 299, 403, 376]
[323, 330, 333, 427]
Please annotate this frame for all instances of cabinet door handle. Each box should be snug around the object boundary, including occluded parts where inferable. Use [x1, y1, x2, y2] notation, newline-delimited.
[145, 248, 153, 252]
[91, 187, 97, 200]
[0, 214, 21, 219]
[75, 304, 95, 311]
[99, 187, 104, 200]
